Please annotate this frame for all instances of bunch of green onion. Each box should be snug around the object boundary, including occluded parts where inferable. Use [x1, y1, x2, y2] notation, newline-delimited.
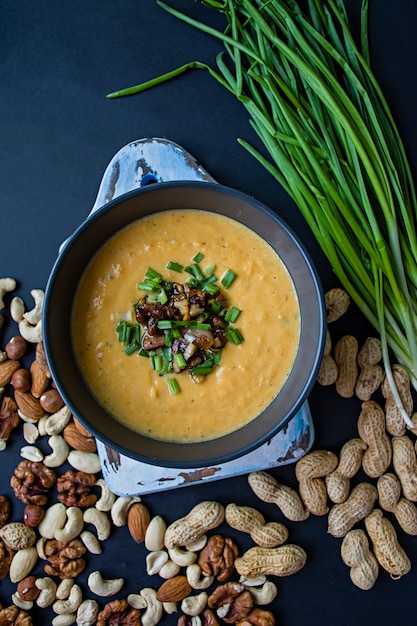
[107, 0, 417, 423]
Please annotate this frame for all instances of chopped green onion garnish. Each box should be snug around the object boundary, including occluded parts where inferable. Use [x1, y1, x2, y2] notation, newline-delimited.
[213, 351, 222, 365]
[151, 354, 163, 372]
[167, 378, 181, 395]
[225, 307, 242, 323]
[117, 322, 132, 346]
[174, 353, 187, 369]
[166, 261, 183, 272]
[116, 321, 128, 343]
[157, 287, 168, 305]
[221, 269, 237, 289]
[145, 267, 162, 282]
[192, 251, 204, 263]
[211, 299, 222, 313]
[124, 341, 139, 355]
[202, 281, 220, 295]
[184, 263, 205, 281]
[204, 263, 216, 275]
[157, 320, 173, 329]
[191, 360, 214, 375]
[202, 274, 217, 285]
[225, 328, 244, 345]
[137, 281, 157, 293]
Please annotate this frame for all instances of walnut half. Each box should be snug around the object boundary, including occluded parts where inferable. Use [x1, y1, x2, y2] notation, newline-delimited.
[198, 535, 239, 582]
[10, 460, 56, 506]
[208, 582, 253, 624]
[96, 599, 141, 626]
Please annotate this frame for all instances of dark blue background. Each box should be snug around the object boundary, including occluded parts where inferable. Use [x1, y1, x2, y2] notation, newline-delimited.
[1, 1, 417, 624]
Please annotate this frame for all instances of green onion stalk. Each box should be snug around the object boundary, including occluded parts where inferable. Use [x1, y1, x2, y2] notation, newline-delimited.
[107, 0, 417, 424]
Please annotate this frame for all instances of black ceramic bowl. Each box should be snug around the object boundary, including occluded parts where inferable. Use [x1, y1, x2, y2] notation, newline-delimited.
[43, 181, 326, 468]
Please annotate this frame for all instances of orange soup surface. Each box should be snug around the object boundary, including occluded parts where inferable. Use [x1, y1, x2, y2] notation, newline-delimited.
[72, 209, 300, 443]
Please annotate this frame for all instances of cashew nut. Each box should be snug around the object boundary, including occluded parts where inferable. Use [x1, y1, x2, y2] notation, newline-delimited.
[238, 575, 267, 587]
[80, 530, 102, 554]
[45, 406, 72, 435]
[87, 570, 124, 597]
[127, 594, 148, 610]
[12, 592, 33, 611]
[23, 289, 44, 325]
[0, 277, 16, 309]
[245, 580, 278, 605]
[144, 515, 166, 551]
[186, 534, 208, 552]
[140, 588, 163, 626]
[56, 578, 75, 601]
[10, 296, 25, 322]
[110, 495, 141, 527]
[158, 559, 181, 579]
[83, 508, 111, 541]
[44, 434, 70, 467]
[18, 318, 43, 343]
[181, 591, 208, 616]
[55, 507, 84, 542]
[168, 546, 197, 567]
[186, 563, 214, 590]
[36, 576, 57, 608]
[37, 414, 49, 437]
[76, 599, 100, 626]
[53, 583, 83, 614]
[38, 502, 67, 539]
[162, 602, 177, 615]
[95, 478, 116, 512]
[146, 550, 169, 576]
[67, 450, 101, 474]
[52, 616, 76, 626]
[36, 537, 47, 559]
[17, 409, 39, 424]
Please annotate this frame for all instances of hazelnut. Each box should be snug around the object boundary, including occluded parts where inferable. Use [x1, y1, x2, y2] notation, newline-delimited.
[11, 368, 31, 392]
[23, 503, 45, 527]
[39, 389, 65, 413]
[17, 575, 41, 601]
[5, 335, 27, 360]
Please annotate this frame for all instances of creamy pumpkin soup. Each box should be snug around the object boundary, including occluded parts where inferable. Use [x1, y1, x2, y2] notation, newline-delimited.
[72, 209, 300, 443]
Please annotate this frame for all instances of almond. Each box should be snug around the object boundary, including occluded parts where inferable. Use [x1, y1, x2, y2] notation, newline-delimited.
[156, 575, 192, 602]
[127, 503, 150, 543]
[14, 390, 45, 421]
[35, 341, 51, 378]
[73, 417, 93, 438]
[30, 360, 49, 398]
[0, 359, 20, 386]
[63, 422, 96, 452]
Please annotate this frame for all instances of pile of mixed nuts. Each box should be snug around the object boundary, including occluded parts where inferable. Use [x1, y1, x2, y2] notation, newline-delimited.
[1, 279, 417, 625]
